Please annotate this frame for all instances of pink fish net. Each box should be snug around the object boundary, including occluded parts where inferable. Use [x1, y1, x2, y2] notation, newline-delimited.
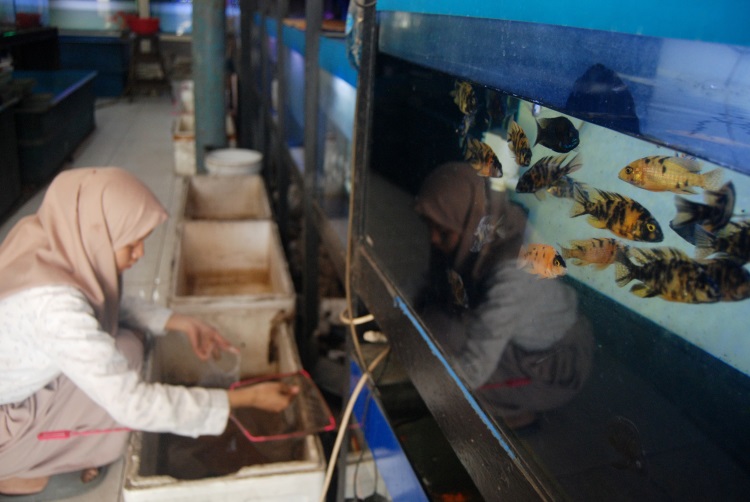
[228, 369, 336, 442]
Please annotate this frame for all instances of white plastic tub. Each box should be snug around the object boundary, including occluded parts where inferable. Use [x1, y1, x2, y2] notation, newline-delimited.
[169, 220, 295, 311]
[205, 148, 263, 176]
[122, 305, 326, 501]
[183, 175, 272, 220]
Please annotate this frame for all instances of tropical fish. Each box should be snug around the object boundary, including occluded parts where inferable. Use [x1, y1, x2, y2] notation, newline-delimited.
[547, 175, 590, 200]
[517, 243, 567, 279]
[471, 214, 505, 252]
[515, 153, 582, 198]
[670, 181, 735, 244]
[618, 155, 723, 194]
[614, 247, 720, 303]
[465, 137, 503, 178]
[694, 221, 750, 262]
[485, 89, 507, 129]
[507, 120, 532, 167]
[534, 116, 580, 153]
[571, 187, 664, 242]
[561, 238, 625, 269]
[447, 269, 468, 308]
[607, 416, 647, 474]
[457, 113, 475, 144]
[451, 80, 477, 116]
[701, 257, 750, 302]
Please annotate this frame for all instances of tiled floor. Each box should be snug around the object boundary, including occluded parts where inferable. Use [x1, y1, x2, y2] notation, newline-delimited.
[0, 95, 182, 502]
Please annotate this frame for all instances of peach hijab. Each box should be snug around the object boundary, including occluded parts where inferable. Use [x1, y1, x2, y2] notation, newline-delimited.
[0, 168, 168, 334]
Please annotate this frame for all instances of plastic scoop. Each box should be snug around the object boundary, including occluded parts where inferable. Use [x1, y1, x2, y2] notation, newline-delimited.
[198, 349, 241, 388]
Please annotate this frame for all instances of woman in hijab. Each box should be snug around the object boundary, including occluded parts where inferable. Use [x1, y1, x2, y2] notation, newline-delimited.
[0, 168, 297, 495]
[415, 162, 593, 429]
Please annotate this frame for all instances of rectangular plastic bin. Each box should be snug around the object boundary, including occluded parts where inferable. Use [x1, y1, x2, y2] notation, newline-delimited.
[169, 220, 295, 311]
[182, 174, 272, 220]
[122, 304, 325, 501]
[59, 35, 129, 97]
[12, 70, 96, 184]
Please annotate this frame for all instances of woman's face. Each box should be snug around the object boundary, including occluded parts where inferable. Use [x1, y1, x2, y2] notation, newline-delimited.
[114, 236, 147, 273]
[427, 219, 461, 258]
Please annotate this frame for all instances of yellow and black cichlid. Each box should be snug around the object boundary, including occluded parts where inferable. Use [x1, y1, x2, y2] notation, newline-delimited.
[571, 186, 663, 242]
[614, 247, 720, 303]
[507, 120, 532, 167]
[516, 153, 582, 197]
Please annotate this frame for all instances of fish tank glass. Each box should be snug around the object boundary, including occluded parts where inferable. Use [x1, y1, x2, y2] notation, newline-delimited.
[362, 11, 750, 499]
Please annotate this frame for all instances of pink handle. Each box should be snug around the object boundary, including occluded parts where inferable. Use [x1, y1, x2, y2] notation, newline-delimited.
[37, 427, 131, 441]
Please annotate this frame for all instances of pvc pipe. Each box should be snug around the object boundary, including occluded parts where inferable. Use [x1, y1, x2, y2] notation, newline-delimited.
[192, 0, 227, 173]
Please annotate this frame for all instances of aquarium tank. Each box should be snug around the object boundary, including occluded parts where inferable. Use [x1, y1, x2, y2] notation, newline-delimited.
[360, 7, 750, 500]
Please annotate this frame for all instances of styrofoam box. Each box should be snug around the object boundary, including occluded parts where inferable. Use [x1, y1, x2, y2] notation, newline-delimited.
[123, 304, 325, 501]
[172, 114, 237, 176]
[169, 220, 295, 311]
[183, 174, 272, 220]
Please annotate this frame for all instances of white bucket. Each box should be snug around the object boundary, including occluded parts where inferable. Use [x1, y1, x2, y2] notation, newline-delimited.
[205, 148, 263, 176]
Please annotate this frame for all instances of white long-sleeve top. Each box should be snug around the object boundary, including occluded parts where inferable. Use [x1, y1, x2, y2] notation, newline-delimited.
[0, 285, 229, 437]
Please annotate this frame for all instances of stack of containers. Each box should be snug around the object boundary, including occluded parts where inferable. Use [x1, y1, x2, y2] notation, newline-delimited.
[123, 174, 325, 501]
[171, 82, 238, 176]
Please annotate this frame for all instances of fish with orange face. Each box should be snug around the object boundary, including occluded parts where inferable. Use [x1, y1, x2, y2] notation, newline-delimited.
[517, 243, 567, 279]
[618, 155, 723, 194]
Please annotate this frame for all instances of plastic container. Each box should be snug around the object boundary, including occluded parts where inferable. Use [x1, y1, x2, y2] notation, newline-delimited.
[172, 114, 237, 176]
[16, 13, 42, 28]
[126, 16, 160, 35]
[183, 175, 272, 220]
[13, 70, 96, 184]
[205, 149, 263, 176]
[123, 305, 326, 501]
[169, 220, 295, 311]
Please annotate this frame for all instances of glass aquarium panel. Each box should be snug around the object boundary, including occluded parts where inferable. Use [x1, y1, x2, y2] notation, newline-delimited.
[378, 12, 750, 174]
[365, 51, 750, 499]
[316, 68, 354, 223]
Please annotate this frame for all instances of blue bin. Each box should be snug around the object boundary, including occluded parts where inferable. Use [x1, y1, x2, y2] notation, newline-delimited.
[59, 35, 130, 97]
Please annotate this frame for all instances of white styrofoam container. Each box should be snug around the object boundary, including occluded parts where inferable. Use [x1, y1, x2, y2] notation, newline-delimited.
[183, 174, 272, 220]
[172, 114, 237, 176]
[169, 220, 295, 311]
[123, 305, 325, 501]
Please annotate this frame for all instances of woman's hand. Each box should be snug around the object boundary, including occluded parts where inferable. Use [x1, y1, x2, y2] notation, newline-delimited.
[227, 382, 300, 413]
[165, 313, 236, 360]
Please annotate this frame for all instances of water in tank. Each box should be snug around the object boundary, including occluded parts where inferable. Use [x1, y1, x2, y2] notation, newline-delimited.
[362, 13, 750, 499]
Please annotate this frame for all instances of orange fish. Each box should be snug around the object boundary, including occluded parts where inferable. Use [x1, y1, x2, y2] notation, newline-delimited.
[561, 238, 626, 270]
[618, 156, 723, 194]
[517, 244, 567, 279]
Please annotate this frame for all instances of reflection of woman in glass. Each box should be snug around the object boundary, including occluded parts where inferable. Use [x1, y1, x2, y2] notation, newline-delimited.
[415, 162, 593, 429]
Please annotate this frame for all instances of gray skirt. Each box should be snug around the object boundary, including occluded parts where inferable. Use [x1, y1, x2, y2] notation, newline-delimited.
[0, 329, 142, 479]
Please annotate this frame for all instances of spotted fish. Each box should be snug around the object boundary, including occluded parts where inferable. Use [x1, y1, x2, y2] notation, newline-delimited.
[614, 247, 720, 303]
[619, 155, 723, 194]
[515, 153, 582, 199]
[571, 186, 663, 242]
